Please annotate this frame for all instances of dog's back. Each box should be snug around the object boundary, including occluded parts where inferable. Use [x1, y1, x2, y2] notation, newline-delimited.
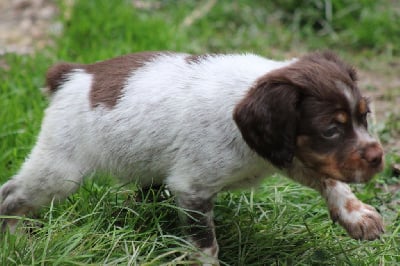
[40, 53, 287, 186]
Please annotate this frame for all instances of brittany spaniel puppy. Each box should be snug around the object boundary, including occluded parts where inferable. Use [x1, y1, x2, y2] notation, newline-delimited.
[0, 51, 384, 265]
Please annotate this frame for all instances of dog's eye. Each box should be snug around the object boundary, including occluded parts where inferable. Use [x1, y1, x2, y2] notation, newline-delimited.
[322, 126, 341, 139]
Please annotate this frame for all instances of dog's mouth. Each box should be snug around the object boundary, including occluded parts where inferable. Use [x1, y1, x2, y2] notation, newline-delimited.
[295, 149, 384, 184]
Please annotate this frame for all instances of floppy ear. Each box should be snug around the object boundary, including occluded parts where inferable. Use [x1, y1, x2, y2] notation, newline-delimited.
[233, 74, 299, 168]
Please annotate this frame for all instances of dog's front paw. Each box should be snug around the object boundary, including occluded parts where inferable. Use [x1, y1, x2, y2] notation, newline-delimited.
[329, 199, 384, 240]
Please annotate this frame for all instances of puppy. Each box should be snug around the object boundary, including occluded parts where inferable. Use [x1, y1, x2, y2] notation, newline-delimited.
[0, 51, 384, 265]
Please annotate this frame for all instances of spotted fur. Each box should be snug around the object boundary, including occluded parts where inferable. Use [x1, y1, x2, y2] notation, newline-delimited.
[1, 51, 384, 265]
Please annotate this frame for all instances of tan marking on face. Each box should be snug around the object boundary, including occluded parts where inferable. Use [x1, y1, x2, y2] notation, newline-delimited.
[296, 135, 309, 147]
[297, 133, 383, 183]
[296, 147, 323, 164]
[346, 149, 362, 166]
[358, 98, 368, 115]
[296, 143, 338, 174]
[296, 137, 373, 182]
[339, 149, 375, 183]
[87, 52, 168, 108]
[345, 199, 362, 213]
[341, 149, 364, 173]
[297, 147, 347, 180]
[319, 156, 343, 180]
[335, 111, 348, 124]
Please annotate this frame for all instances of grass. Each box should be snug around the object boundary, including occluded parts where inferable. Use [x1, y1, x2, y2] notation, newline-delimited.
[1, 0, 400, 265]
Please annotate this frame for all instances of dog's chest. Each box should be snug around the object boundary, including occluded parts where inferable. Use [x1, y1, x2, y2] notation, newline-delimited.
[220, 158, 276, 190]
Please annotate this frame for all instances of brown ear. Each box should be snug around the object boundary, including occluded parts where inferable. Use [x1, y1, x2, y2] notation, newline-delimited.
[233, 76, 299, 168]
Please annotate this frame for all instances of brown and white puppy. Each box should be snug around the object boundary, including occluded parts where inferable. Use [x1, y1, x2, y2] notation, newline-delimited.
[0, 51, 384, 265]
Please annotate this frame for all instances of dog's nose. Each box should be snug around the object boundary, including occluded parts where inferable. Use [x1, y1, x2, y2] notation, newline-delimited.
[363, 144, 383, 168]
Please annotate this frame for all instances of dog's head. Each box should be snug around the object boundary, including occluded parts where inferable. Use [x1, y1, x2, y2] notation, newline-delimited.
[234, 51, 383, 183]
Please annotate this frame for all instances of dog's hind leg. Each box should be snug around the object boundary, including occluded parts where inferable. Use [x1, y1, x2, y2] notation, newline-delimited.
[0, 145, 88, 233]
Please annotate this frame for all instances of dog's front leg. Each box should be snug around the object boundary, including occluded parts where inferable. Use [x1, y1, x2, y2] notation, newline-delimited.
[176, 194, 219, 266]
[287, 167, 384, 240]
[321, 179, 384, 240]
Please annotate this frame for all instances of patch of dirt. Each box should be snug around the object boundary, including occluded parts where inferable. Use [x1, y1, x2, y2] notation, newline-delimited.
[0, 0, 60, 55]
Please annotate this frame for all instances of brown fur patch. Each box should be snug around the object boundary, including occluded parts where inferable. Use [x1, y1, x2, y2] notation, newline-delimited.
[87, 52, 166, 108]
[318, 156, 343, 180]
[45, 52, 168, 107]
[345, 199, 362, 213]
[296, 135, 344, 179]
[233, 74, 298, 168]
[296, 147, 344, 180]
[45, 63, 82, 94]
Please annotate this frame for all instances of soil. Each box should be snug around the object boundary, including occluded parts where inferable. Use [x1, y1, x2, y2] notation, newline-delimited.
[358, 64, 400, 154]
[0, 0, 60, 55]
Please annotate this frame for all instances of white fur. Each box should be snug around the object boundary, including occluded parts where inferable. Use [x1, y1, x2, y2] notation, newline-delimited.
[323, 180, 383, 240]
[32, 55, 292, 201]
[335, 80, 355, 108]
[1, 53, 384, 263]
